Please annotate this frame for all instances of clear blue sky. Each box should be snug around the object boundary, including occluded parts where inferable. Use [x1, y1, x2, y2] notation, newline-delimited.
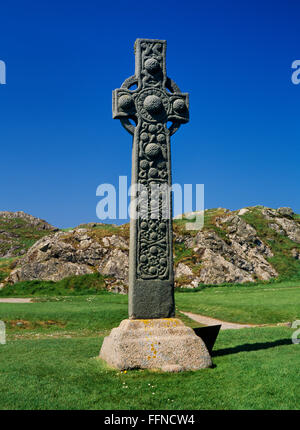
[0, 0, 299, 228]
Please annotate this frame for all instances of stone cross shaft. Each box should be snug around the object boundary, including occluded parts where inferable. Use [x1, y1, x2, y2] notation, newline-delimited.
[113, 39, 189, 319]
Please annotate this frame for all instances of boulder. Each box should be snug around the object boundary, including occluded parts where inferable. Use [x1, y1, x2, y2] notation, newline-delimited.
[277, 207, 294, 217]
[238, 208, 249, 216]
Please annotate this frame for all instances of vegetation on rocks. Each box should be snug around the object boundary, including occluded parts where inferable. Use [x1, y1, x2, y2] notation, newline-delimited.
[0, 211, 58, 258]
[0, 206, 300, 293]
[240, 207, 300, 280]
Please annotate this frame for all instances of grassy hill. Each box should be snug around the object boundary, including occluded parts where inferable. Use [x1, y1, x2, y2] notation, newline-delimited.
[1, 206, 300, 294]
[0, 212, 58, 284]
[0, 211, 57, 258]
[173, 206, 300, 281]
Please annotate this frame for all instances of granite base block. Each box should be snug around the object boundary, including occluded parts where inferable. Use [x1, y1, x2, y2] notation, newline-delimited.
[99, 318, 212, 372]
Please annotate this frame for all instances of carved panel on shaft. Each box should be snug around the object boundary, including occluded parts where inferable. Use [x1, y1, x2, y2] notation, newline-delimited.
[112, 39, 189, 317]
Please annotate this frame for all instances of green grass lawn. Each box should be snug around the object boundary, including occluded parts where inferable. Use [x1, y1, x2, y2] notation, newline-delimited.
[0, 327, 298, 410]
[176, 280, 300, 324]
[0, 286, 299, 410]
[0, 294, 128, 335]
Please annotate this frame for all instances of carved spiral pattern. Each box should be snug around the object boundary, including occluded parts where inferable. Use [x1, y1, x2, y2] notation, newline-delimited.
[136, 120, 170, 279]
[113, 39, 189, 282]
[137, 219, 169, 279]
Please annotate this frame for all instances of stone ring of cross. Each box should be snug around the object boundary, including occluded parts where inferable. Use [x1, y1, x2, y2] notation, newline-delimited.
[118, 76, 186, 136]
[113, 39, 189, 137]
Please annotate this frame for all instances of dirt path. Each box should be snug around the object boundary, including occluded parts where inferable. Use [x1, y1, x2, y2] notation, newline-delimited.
[181, 311, 258, 330]
[0, 298, 32, 303]
[0, 300, 289, 329]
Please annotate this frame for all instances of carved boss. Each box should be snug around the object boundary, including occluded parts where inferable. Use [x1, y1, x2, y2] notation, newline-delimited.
[113, 39, 189, 319]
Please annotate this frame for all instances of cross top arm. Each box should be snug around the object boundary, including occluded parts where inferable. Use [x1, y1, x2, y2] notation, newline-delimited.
[112, 39, 189, 136]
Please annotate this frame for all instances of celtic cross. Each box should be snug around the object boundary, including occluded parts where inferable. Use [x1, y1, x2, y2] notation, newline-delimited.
[113, 39, 189, 319]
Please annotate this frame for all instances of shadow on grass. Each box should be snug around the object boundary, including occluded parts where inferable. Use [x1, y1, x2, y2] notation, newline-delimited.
[213, 338, 292, 357]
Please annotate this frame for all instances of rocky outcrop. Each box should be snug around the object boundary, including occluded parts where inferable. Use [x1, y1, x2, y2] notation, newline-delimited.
[6, 228, 129, 292]
[0, 211, 57, 231]
[0, 211, 58, 258]
[262, 207, 300, 243]
[2, 206, 300, 290]
[175, 215, 277, 288]
[277, 207, 294, 217]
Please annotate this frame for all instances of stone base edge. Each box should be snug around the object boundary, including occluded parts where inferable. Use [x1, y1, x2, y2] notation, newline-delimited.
[99, 318, 212, 372]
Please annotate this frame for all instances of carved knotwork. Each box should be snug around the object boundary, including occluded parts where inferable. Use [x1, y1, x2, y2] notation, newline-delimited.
[113, 39, 189, 281]
[116, 74, 187, 136]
